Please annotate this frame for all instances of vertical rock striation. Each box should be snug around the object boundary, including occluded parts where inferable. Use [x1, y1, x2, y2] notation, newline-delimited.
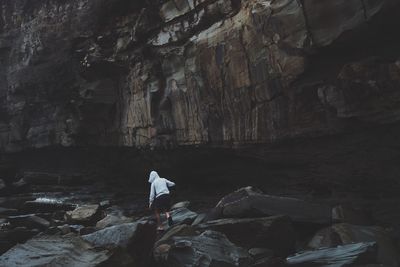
[0, 0, 400, 151]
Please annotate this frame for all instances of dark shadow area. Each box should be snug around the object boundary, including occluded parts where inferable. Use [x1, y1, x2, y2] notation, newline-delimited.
[1, 122, 400, 200]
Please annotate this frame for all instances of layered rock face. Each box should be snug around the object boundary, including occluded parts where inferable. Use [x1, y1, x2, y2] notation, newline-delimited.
[1, 0, 400, 151]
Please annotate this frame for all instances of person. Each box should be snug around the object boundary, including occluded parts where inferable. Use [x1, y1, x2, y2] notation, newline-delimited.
[148, 170, 175, 230]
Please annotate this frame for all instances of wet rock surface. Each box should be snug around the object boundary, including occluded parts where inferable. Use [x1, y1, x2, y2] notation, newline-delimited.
[308, 223, 399, 266]
[286, 242, 378, 267]
[0, 227, 39, 255]
[82, 221, 156, 249]
[0, 235, 111, 267]
[155, 230, 251, 267]
[0, 184, 399, 266]
[83, 221, 157, 267]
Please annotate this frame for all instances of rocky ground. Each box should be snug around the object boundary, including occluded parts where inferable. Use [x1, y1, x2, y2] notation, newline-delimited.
[1, 171, 400, 267]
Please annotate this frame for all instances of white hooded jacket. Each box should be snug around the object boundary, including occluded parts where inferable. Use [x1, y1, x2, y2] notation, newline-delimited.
[148, 171, 175, 206]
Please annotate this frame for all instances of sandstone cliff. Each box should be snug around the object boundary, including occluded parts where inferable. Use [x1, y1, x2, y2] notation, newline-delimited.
[1, 0, 400, 152]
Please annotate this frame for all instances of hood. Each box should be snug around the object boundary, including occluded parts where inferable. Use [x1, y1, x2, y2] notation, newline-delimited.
[148, 171, 160, 183]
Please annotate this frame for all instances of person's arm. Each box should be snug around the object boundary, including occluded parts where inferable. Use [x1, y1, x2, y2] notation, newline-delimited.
[165, 179, 175, 187]
[149, 183, 155, 208]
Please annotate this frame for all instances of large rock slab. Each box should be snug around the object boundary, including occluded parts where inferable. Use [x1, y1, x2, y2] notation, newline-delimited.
[154, 230, 251, 267]
[308, 223, 399, 266]
[83, 220, 157, 266]
[286, 242, 378, 266]
[167, 207, 198, 226]
[155, 224, 197, 247]
[95, 214, 133, 229]
[0, 227, 39, 255]
[83, 220, 156, 249]
[0, 235, 110, 267]
[196, 215, 295, 256]
[210, 187, 331, 224]
[171, 201, 190, 210]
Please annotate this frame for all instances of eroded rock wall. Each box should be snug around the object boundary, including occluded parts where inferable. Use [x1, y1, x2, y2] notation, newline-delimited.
[1, 0, 400, 151]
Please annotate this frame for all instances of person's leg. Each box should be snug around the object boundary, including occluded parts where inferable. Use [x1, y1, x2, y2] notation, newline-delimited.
[154, 209, 163, 230]
[164, 194, 173, 226]
[166, 211, 173, 226]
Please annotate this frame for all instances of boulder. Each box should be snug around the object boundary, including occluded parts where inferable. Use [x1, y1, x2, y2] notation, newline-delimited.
[154, 207, 198, 230]
[65, 204, 102, 226]
[286, 242, 378, 266]
[83, 220, 157, 267]
[8, 214, 50, 230]
[0, 235, 110, 266]
[83, 220, 156, 249]
[171, 201, 190, 210]
[210, 187, 331, 224]
[154, 230, 251, 267]
[79, 227, 97, 235]
[156, 224, 197, 247]
[196, 215, 295, 256]
[170, 207, 198, 224]
[308, 223, 399, 266]
[95, 214, 133, 229]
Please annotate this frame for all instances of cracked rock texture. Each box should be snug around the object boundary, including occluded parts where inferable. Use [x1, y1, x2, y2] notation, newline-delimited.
[1, 0, 400, 151]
